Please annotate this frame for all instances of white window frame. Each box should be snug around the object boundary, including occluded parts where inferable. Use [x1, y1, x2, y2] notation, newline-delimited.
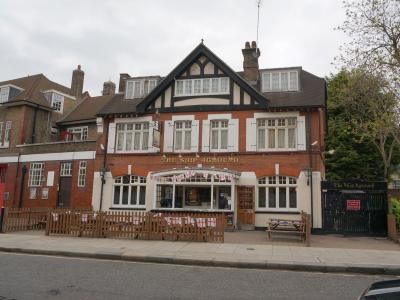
[257, 176, 298, 212]
[28, 163, 45, 187]
[256, 117, 297, 151]
[60, 162, 72, 177]
[152, 170, 236, 211]
[66, 126, 88, 141]
[174, 120, 192, 151]
[210, 120, 229, 151]
[112, 175, 147, 208]
[125, 79, 158, 99]
[0, 86, 10, 103]
[77, 161, 87, 187]
[115, 122, 150, 153]
[46, 92, 64, 113]
[174, 77, 230, 97]
[0, 121, 11, 148]
[262, 70, 299, 92]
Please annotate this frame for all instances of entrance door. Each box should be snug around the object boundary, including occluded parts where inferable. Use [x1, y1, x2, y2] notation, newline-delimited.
[57, 162, 72, 208]
[237, 186, 254, 229]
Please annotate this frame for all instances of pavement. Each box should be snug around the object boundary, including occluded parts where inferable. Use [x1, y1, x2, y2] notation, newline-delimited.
[0, 232, 400, 275]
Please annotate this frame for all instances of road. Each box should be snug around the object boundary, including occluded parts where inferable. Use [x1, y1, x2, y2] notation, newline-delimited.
[0, 252, 397, 300]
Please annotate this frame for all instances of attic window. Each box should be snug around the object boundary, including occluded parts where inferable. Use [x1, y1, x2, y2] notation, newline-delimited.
[174, 77, 229, 97]
[44, 92, 64, 113]
[262, 70, 299, 92]
[0, 87, 10, 103]
[125, 79, 158, 99]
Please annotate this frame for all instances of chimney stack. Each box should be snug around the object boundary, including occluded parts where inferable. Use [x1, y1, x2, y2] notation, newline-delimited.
[118, 73, 130, 93]
[71, 65, 84, 99]
[242, 41, 260, 84]
[102, 80, 116, 96]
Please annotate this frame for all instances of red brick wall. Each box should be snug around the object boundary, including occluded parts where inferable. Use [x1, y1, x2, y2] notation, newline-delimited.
[3, 160, 94, 209]
[97, 108, 325, 179]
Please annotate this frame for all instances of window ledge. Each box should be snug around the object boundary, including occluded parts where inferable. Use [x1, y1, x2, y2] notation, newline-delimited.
[110, 207, 146, 210]
[255, 210, 300, 214]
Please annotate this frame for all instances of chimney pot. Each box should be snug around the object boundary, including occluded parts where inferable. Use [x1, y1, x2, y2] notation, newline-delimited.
[245, 41, 250, 49]
[103, 80, 116, 96]
[251, 41, 257, 48]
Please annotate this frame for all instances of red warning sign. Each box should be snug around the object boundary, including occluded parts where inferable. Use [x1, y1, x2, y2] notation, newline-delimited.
[346, 199, 361, 211]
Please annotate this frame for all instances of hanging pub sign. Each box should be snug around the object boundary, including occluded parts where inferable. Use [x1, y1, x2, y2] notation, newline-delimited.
[152, 121, 160, 148]
[346, 199, 361, 211]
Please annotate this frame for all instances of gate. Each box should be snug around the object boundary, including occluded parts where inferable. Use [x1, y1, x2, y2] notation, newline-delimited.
[321, 181, 387, 236]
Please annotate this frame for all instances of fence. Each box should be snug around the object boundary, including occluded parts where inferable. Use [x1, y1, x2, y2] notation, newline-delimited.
[46, 210, 225, 242]
[1, 208, 50, 232]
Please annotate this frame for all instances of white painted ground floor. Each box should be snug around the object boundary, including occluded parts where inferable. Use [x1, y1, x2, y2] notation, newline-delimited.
[91, 168, 322, 228]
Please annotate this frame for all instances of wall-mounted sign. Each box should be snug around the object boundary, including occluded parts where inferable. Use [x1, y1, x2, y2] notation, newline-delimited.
[161, 155, 239, 164]
[346, 199, 361, 211]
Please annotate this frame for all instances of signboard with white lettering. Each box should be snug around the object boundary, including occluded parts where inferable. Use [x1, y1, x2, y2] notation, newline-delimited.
[346, 199, 361, 211]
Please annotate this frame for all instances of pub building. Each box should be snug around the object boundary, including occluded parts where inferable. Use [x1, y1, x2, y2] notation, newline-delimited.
[92, 41, 326, 229]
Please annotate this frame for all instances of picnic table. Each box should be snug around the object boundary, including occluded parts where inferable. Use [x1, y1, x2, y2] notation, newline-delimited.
[266, 213, 307, 243]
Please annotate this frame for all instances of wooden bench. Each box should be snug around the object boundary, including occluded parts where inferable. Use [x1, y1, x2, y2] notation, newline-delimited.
[266, 212, 307, 243]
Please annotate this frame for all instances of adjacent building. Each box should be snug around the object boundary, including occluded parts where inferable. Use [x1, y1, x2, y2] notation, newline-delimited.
[0, 66, 114, 209]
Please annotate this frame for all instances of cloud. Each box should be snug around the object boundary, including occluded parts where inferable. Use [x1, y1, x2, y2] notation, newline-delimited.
[0, 0, 346, 94]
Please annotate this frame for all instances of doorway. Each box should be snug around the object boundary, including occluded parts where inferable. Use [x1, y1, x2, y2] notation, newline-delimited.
[237, 186, 254, 229]
[57, 162, 72, 208]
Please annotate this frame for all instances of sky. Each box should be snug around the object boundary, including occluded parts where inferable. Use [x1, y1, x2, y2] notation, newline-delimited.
[0, 0, 347, 95]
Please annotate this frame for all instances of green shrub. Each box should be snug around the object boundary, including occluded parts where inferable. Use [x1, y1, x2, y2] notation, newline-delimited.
[390, 197, 400, 226]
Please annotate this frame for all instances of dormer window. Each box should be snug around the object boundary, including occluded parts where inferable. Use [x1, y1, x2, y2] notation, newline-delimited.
[125, 78, 158, 99]
[0, 84, 23, 103]
[0, 87, 10, 103]
[174, 77, 229, 97]
[44, 91, 64, 113]
[262, 70, 299, 92]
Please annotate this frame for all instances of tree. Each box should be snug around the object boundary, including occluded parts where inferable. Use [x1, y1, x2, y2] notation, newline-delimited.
[335, 69, 398, 179]
[337, 0, 400, 83]
[326, 70, 385, 180]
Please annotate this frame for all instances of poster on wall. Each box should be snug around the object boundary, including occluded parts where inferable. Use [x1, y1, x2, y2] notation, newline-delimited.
[42, 188, 49, 200]
[29, 188, 37, 200]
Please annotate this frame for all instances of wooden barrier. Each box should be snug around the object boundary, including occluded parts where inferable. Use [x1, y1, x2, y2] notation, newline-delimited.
[46, 210, 224, 243]
[1, 208, 50, 232]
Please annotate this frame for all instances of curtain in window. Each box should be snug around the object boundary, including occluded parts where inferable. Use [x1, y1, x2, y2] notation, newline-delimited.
[258, 128, 265, 149]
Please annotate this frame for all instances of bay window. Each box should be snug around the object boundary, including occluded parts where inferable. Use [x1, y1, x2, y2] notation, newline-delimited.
[258, 176, 297, 211]
[113, 175, 146, 208]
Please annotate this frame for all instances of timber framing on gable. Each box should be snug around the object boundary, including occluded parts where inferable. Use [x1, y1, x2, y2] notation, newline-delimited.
[135, 42, 269, 114]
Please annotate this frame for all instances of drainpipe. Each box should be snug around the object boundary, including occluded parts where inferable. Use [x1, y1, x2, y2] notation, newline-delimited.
[13, 153, 21, 208]
[31, 106, 38, 143]
[18, 165, 27, 208]
[307, 110, 314, 228]
[99, 118, 109, 211]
